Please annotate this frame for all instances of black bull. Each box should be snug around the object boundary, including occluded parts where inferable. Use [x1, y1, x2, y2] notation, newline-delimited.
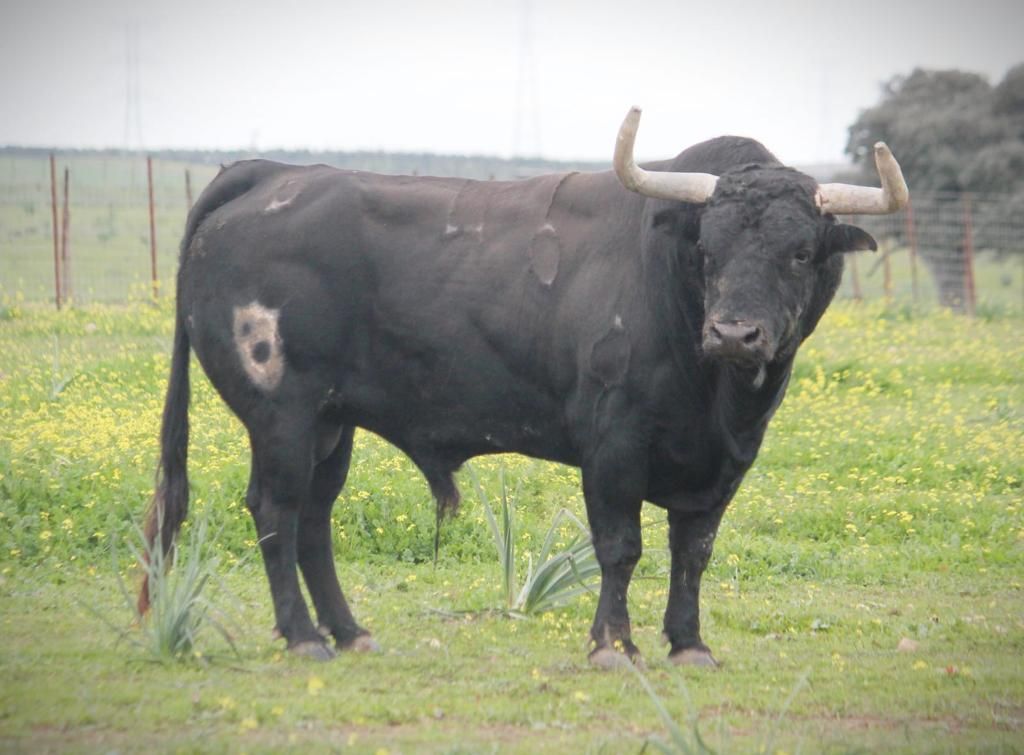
[140, 127, 891, 666]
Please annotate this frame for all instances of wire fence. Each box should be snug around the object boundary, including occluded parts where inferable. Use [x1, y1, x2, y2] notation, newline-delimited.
[0, 154, 218, 304]
[2, 153, 1022, 313]
[842, 192, 1024, 315]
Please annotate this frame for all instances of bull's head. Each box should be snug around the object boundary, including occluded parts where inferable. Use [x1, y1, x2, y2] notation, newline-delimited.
[613, 107, 908, 378]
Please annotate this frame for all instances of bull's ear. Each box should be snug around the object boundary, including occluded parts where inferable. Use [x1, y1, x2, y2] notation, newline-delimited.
[652, 206, 701, 242]
[825, 224, 877, 255]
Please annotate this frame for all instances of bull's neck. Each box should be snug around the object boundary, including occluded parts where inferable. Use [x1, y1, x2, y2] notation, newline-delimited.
[710, 357, 793, 469]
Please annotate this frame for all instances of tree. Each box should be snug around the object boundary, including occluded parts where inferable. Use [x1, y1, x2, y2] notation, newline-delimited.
[845, 67, 1024, 309]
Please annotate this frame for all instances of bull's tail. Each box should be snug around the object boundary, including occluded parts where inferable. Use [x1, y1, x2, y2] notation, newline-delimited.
[136, 160, 288, 614]
[137, 302, 191, 616]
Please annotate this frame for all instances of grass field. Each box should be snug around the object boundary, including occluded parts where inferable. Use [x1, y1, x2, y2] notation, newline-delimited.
[1, 297, 1022, 753]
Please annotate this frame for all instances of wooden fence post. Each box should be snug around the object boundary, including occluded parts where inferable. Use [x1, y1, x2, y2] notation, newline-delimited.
[185, 168, 193, 209]
[147, 155, 158, 298]
[49, 153, 62, 309]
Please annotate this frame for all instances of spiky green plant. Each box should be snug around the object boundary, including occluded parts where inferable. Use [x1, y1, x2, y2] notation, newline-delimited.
[630, 662, 811, 755]
[109, 510, 237, 661]
[469, 465, 600, 617]
[49, 334, 78, 398]
[629, 662, 715, 755]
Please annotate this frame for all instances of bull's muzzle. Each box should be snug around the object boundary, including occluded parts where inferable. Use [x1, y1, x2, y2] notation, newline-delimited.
[703, 319, 772, 364]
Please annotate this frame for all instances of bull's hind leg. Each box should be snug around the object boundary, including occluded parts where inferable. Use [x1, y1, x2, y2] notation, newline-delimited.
[297, 424, 377, 652]
[246, 424, 333, 660]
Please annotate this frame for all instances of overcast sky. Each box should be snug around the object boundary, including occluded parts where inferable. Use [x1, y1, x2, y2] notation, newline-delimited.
[1, 0, 1021, 166]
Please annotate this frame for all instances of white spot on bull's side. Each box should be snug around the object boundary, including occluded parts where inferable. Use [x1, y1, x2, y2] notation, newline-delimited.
[264, 180, 301, 214]
[444, 223, 483, 239]
[265, 196, 293, 212]
[233, 302, 285, 391]
[613, 314, 623, 329]
[529, 223, 561, 286]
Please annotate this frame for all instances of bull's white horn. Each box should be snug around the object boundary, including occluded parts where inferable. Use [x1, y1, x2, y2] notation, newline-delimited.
[815, 142, 909, 215]
[614, 106, 718, 203]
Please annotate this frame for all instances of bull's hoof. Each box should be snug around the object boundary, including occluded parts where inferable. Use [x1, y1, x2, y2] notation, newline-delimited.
[589, 646, 645, 671]
[669, 646, 718, 667]
[290, 640, 336, 661]
[343, 634, 381, 653]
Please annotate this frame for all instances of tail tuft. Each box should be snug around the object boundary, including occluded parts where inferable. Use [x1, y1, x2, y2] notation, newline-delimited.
[138, 307, 191, 615]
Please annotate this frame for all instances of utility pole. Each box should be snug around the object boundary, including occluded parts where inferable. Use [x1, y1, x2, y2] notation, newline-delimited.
[512, 0, 542, 158]
[124, 21, 143, 150]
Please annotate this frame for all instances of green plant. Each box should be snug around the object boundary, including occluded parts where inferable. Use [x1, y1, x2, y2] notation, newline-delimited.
[48, 334, 78, 398]
[629, 663, 714, 755]
[109, 510, 238, 662]
[631, 663, 811, 755]
[469, 464, 600, 617]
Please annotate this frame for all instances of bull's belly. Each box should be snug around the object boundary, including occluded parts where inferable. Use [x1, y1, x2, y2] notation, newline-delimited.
[332, 364, 579, 470]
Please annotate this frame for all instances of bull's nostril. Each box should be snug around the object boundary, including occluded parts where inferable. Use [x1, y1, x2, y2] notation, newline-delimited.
[742, 326, 762, 345]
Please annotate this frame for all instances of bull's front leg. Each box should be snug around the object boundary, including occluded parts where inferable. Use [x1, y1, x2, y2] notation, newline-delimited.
[582, 453, 646, 669]
[663, 504, 727, 666]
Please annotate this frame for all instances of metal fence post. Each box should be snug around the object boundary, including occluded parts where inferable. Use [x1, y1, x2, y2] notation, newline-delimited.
[904, 200, 919, 303]
[147, 155, 158, 298]
[849, 254, 863, 301]
[49, 153, 62, 309]
[848, 214, 862, 301]
[61, 167, 72, 302]
[962, 194, 977, 317]
[883, 240, 892, 302]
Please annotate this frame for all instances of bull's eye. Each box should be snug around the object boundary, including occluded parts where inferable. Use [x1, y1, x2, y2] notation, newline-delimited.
[794, 250, 811, 265]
